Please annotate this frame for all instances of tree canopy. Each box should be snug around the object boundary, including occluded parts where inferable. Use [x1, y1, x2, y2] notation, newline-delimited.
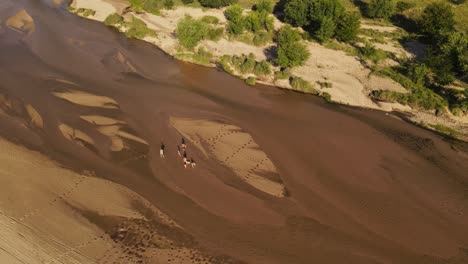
[283, 0, 359, 42]
[275, 26, 310, 68]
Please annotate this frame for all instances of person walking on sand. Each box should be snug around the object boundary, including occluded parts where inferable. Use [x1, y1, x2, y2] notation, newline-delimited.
[160, 143, 165, 158]
[181, 138, 186, 149]
[177, 145, 181, 157]
[190, 158, 196, 168]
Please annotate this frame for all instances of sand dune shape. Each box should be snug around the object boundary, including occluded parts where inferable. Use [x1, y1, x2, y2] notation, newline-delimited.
[59, 123, 94, 146]
[53, 89, 119, 109]
[171, 117, 285, 197]
[6, 9, 35, 35]
[25, 104, 43, 128]
[97, 124, 148, 152]
[80, 115, 126, 126]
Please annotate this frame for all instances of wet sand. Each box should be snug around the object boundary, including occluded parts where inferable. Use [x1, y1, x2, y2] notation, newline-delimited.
[1, 0, 468, 263]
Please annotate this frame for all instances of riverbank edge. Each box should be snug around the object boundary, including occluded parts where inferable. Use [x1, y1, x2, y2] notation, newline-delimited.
[66, 0, 468, 142]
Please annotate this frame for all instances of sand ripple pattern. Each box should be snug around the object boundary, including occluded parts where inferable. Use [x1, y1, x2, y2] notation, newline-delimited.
[171, 117, 285, 197]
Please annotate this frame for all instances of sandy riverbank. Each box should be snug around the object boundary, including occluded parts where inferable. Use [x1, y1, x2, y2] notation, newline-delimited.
[67, 0, 468, 141]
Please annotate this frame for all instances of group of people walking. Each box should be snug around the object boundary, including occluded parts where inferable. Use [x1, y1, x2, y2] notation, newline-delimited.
[160, 137, 196, 168]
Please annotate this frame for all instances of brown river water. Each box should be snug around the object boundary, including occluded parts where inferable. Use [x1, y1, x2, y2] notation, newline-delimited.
[1, 0, 468, 263]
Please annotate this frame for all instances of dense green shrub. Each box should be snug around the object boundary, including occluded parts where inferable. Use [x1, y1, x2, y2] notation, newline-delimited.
[76, 8, 96, 17]
[164, 0, 174, 9]
[253, 61, 272, 76]
[275, 70, 290, 79]
[240, 56, 257, 73]
[359, 43, 388, 63]
[225, 4, 245, 35]
[253, 31, 272, 46]
[335, 12, 360, 42]
[316, 16, 336, 42]
[290, 76, 316, 93]
[176, 16, 209, 49]
[259, 11, 274, 32]
[245, 76, 257, 85]
[255, 0, 274, 13]
[199, 0, 236, 8]
[182, 0, 194, 4]
[283, 0, 309, 27]
[124, 16, 157, 39]
[365, 0, 395, 19]
[396, 2, 414, 12]
[104, 13, 123, 26]
[322, 92, 332, 102]
[276, 26, 310, 68]
[277, 25, 302, 43]
[245, 12, 262, 32]
[450, 0, 467, 4]
[308, 0, 344, 23]
[419, 2, 455, 41]
[406, 63, 428, 86]
[206, 27, 224, 41]
[201, 16, 220, 24]
[425, 32, 468, 84]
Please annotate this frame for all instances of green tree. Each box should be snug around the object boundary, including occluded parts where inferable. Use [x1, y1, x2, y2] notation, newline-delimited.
[176, 16, 208, 49]
[365, 0, 395, 19]
[450, 0, 466, 4]
[308, 0, 344, 23]
[255, 0, 274, 13]
[276, 26, 310, 68]
[439, 32, 468, 76]
[316, 16, 336, 42]
[284, 0, 310, 27]
[335, 12, 360, 42]
[420, 2, 455, 41]
[182, 0, 194, 4]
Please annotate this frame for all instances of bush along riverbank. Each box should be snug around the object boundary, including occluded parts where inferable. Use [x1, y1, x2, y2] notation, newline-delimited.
[69, 0, 468, 141]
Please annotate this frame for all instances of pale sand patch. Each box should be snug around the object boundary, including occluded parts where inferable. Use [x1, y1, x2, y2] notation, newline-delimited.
[171, 117, 285, 197]
[53, 89, 119, 109]
[81, 115, 126, 125]
[361, 22, 397, 33]
[71, 0, 116, 21]
[54, 78, 79, 86]
[25, 104, 43, 129]
[203, 39, 268, 61]
[292, 42, 380, 109]
[5, 9, 35, 35]
[59, 123, 95, 145]
[97, 125, 147, 151]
